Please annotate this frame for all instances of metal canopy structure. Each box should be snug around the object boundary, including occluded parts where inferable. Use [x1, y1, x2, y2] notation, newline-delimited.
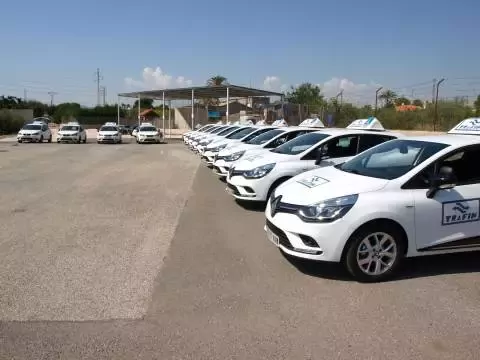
[118, 84, 283, 100]
[117, 84, 285, 136]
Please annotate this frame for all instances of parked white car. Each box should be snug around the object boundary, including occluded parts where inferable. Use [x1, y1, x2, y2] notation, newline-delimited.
[226, 118, 403, 202]
[97, 122, 122, 144]
[265, 117, 480, 282]
[17, 120, 52, 143]
[57, 122, 87, 143]
[136, 124, 163, 144]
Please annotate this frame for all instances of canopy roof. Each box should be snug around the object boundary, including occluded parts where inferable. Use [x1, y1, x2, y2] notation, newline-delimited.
[118, 84, 284, 100]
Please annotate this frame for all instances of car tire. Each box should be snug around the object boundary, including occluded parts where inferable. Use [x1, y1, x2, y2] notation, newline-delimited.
[344, 222, 406, 283]
[39, 135, 44, 143]
[83, 137, 87, 143]
[77, 137, 81, 144]
[18, 140, 22, 143]
[48, 135, 52, 143]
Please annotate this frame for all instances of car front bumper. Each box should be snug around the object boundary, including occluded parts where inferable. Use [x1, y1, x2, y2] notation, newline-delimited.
[57, 136, 80, 142]
[264, 201, 349, 262]
[17, 135, 41, 142]
[137, 136, 161, 143]
[97, 137, 120, 143]
[212, 159, 230, 177]
[226, 171, 271, 201]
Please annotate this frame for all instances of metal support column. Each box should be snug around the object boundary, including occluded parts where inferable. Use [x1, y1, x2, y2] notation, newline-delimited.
[226, 87, 230, 123]
[162, 91, 165, 136]
[137, 96, 141, 126]
[191, 89, 194, 129]
[117, 96, 120, 125]
[168, 100, 172, 138]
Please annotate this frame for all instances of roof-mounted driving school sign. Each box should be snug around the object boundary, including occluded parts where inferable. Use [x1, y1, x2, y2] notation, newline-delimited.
[271, 119, 288, 127]
[346, 117, 385, 131]
[448, 118, 480, 135]
[298, 117, 325, 128]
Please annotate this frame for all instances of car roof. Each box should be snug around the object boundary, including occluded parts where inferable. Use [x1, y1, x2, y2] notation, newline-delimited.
[309, 128, 405, 138]
[400, 134, 480, 146]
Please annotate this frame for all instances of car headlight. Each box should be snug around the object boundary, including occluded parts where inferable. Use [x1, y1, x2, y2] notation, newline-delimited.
[243, 163, 275, 179]
[209, 144, 227, 152]
[297, 194, 358, 223]
[225, 150, 245, 162]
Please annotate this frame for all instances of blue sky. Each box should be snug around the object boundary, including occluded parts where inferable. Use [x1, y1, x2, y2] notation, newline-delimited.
[1, 0, 479, 105]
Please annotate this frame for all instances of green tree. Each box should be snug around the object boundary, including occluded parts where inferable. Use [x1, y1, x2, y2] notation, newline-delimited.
[412, 99, 424, 107]
[132, 98, 154, 110]
[379, 89, 397, 108]
[286, 83, 325, 113]
[207, 75, 228, 86]
[394, 97, 411, 106]
[473, 95, 480, 116]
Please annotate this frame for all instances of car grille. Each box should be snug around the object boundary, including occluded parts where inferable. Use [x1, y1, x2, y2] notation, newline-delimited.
[265, 219, 293, 250]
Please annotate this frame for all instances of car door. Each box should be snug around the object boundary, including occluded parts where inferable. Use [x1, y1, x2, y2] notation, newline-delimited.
[312, 135, 360, 168]
[406, 145, 480, 252]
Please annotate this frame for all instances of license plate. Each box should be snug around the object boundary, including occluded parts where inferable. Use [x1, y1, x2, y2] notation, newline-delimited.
[266, 227, 279, 246]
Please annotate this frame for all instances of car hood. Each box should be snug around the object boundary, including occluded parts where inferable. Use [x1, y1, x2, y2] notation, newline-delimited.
[98, 131, 118, 135]
[218, 143, 258, 156]
[275, 166, 389, 205]
[206, 138, 240, 150]
[232, 151, 292, 170]
[138, 131, 158, 135]
[58, 130, 79, 135]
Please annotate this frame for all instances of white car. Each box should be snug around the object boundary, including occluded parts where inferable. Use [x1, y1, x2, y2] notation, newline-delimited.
[188, 125, 228, 149]
[226, 118, 404, 202]
[97, 123, 122, 144]
[194, 125, 241, 153]
[136, 124, 163, 144]
[183, 124, 216, 143]
[264, 117, 480, 282]
[17, 120, 52, 143]
[201, 125, 262, 164]
[213, 119, 326, 178]
[57, 122, 87, 143]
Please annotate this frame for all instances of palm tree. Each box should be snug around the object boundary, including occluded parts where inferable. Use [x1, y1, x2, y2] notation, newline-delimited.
[207, 75, 228, 86]
[379, 89, 398, 108]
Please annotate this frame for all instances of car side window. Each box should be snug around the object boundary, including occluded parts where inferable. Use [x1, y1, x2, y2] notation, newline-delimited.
[358, 134, 395, 153]
[42, 124, 48, 131]
[265, 134, 289, 148]
[321, 135, 359, 159]
[405, 145, 480, 189]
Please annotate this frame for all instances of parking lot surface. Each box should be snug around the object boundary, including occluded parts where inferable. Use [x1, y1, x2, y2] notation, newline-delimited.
[1, 140, 480, 359]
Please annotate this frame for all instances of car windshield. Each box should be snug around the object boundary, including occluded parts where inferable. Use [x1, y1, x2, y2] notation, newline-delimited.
[226, 127, 255, 139]
[200, 126, 213, 132]
[241, 128, 272, 142]
[246, 129, 284, 145]
[139, 127, 156, 132]
[61, 126, 79, 131]
[338, 139, 450, 180]
[100, 126, 117, 131]
[217, 126, 239, 136]
[209, 126, 227, 134]
[271, 132, 330, 155]
[22, 124, 42, 130]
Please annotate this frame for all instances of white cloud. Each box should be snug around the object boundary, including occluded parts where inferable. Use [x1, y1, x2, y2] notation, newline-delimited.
[263, 76, 288, 93]
[321, 77, 382, 104]
[124, 67, 193, 90]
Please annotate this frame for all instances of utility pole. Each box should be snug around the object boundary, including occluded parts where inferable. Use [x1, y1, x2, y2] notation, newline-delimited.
[100, 86, 106, 106]
[94, 68, 103, 106]
[47, 91, 58, 107]
[432, 78, 437, 104]
[434, 78, 445, 132]
[374, 87, 383, 116]
[24, 89, 27, 102]
[336, 89, 344, 106]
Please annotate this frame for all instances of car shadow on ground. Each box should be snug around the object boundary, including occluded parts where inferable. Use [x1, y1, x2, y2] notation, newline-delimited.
[234, 199, 266, 212]
[282, 250, 480, 283]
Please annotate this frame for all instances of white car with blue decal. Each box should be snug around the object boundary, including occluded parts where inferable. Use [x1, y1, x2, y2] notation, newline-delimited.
[227, 118, 402, 202]
[265, 117, 480, 282]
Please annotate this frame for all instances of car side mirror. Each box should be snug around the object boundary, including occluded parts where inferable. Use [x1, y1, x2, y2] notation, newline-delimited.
[426, 165, 456, 199]
[315, 147, 329, 166]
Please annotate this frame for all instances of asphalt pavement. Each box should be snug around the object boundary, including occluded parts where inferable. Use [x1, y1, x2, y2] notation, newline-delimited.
[1, 139, 480, 359]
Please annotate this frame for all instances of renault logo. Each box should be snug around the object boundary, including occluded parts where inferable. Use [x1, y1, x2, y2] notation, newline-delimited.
[270, 195, 282, 217]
